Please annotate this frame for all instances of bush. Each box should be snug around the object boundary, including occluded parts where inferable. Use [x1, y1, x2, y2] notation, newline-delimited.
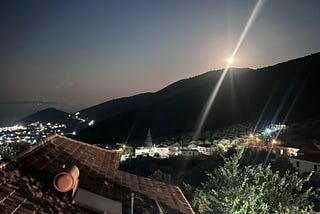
[0, 143, 15, 160]
[186, 148, 319, 214]
[153, 152, 160, 158]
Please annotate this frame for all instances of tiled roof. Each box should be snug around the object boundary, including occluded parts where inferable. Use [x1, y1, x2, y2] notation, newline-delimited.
[115, 171, 193, 213]
[197, 144, 212, 148]
[0, 163, 97, 214]
[291, 153, 320, 163]
[0, 135, 194, 214]
[156, 144, 168, 148]
[181, 149, 198, 151]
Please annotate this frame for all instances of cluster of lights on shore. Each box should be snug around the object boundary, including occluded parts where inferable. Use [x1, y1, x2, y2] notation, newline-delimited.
[0, 111, 98, 146]
[0, 122, 69, 145]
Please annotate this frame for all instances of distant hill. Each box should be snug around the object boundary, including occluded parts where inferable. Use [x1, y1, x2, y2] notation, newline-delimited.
[73, 52, 320, 145]
[17, 108, 78, 128]
[79, 93, 154, 122]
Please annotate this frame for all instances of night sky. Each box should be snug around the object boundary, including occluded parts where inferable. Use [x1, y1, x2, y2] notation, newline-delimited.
[1, 0, 320, 111]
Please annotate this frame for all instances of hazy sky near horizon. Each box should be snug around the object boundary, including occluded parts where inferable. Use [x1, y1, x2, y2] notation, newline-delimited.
[1, 0, 320, 110]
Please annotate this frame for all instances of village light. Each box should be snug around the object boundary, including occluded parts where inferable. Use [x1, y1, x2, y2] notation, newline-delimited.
[88, 120, 95, 126]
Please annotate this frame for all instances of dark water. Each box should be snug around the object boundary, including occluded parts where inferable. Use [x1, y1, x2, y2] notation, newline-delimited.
[0, 103, 80, 126]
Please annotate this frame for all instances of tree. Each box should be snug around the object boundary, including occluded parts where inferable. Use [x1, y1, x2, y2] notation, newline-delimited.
[271, 156, 296, 175]
[145, 128, 153, 148]
[0, 143, 15, 160]
[186, 148, 319, 214]
[153, 152, 160, 158]
[124, 146, 134, 156]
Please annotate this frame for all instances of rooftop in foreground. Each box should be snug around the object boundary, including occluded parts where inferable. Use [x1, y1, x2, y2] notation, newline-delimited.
[0, 134, 194, 214]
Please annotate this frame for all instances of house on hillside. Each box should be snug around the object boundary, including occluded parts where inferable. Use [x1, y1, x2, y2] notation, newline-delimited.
[135, 147, 150, 156]
[154, 144, 169, 157]
[0, 135, 194, 214]
[197, 144, 216, 156]
[273, 145, 300, 157]
[290, 154, 320, 175]
[181, 149, 199, 157]
[285, 142, 320, 175]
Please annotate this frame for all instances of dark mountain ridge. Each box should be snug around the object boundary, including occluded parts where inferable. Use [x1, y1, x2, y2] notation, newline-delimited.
[76, 52, 320, 145]
[17, 108, 79, 129]
[79, 93, 153, 122]
[79, 68, 253, 122]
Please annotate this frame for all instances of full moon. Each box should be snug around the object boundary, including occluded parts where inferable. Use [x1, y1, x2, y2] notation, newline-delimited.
[227, 57, 234, 64]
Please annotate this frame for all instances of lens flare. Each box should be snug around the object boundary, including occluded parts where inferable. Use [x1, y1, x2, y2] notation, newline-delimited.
[194, 0, 265, 140]
[231, 0, 266, 58]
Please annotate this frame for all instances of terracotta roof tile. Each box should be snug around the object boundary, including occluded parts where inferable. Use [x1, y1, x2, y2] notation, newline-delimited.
[0, 135, 194, 214]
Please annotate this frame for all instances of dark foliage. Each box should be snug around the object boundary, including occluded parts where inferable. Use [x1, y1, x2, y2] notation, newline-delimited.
[187, 149, 319, 213]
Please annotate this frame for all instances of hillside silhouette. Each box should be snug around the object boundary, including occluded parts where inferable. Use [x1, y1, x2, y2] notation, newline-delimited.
[59, 53, 320, 144]
[75, 53, 320, 145]
[17, 108, 79, 129]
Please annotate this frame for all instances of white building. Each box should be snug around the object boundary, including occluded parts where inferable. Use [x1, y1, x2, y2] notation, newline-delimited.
[197, 144, 216, 156]
[273, 145, 300, 157]
[272, 123, 287, 130]
[290, 154, 320, 175]
[154, 145, 169, 157]
[135, 147, 150, 156]
[180, 149, 199, 157]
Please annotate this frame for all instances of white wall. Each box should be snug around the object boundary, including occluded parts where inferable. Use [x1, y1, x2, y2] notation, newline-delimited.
[290, 158, 320, 174]
[197, 146, 214, 155]
[73, 188, 122, 214]
[135, 148, 150, 156]
[154, 147, 169, 156]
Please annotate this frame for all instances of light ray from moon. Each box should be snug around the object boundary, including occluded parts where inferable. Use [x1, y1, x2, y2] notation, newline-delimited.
[194, 0, 266, 140]
[231, 0, 266, 58]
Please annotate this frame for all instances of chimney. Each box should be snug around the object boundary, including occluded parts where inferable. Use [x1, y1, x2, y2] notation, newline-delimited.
[53, 165, 80, 198]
